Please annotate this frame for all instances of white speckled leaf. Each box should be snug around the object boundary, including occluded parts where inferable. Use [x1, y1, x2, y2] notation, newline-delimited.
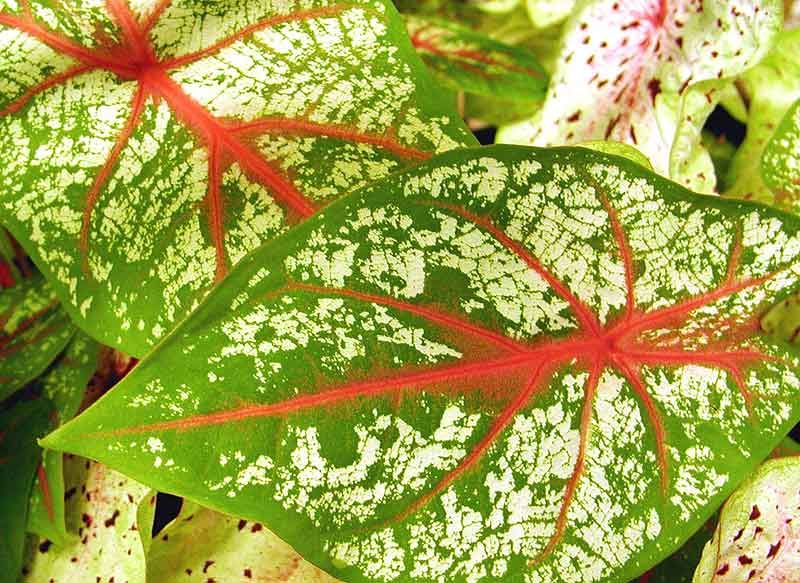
[725, 30, 800, 208]
[406, 15, 548, 101]
[692, 456, 800, 582]
[498, 0, 782, 191]
[44, 145, 800, 583]
[148, 500, 341, 582]
[27, 333, 100, 545]
[0, 399, 50, 583]
[0, 274, 74, 400]
[0, 0, 474, 357]
[762, 98, 800, 205]
[21, 456, 151, 583]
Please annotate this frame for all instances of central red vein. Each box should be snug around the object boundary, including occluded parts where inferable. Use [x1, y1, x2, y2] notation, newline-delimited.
[36, 462, 56, 523]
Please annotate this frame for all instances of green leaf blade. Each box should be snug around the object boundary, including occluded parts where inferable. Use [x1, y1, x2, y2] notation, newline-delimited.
[762, 97, 800, 204]
[0, 0, 474, 357]
[44, 146, 800, 582]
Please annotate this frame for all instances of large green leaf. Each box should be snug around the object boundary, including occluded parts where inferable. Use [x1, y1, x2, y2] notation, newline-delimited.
[22, 456, 151, 583]
[0, 0, 474, 357]
[0, 274, 74, 400]
[692, 456, 800, 581]
[148, 500, 340, 582]
[498, 0, 782, 191]
[27, 332, 100, 544]
[725, 30, 800, 208]
[762, 97, 800, 204]
[45, 145, 800, 583]
[406, 15, 548, 101]
[0, 399, 50, 583]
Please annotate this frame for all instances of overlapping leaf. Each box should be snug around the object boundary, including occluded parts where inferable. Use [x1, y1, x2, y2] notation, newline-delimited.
[27, 332, 100, 544]
[406, 15, 547, 101]
[499, 0, 782, 191]
[0, 0, 475, 357]
[0, 274, 74, 400]
[148, 501, 340, 582]
[45, 146, 800, 582]
[724, 30, 800, 208]
[22, 456, 151, 583]
[762, 97, 800, 203]
[0, 399, 50, 583]
[692, 456, 800, 582]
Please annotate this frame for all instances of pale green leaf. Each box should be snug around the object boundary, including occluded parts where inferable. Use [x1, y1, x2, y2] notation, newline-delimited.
[0, 0, 474, 357]
[22, 456, 151, 583]
[406, 15, 548, 101]
[525, 0, 575, 29]
[0, 274, 74, 400]
[762, 97, 800, 203]
[148, 501, 341, 583]
[499, 0, 783, 191]
[577, 141, 653, 169]
[45, 145, 800, 583]
[692, 456, 800, 582]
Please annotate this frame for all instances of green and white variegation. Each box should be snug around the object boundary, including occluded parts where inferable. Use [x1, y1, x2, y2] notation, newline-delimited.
[499, 0, 783, 192]
[0, 0, 474, 357]
[46, 146, 800, 583]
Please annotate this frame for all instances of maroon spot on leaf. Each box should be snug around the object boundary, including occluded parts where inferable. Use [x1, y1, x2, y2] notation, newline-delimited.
[251, 523, 263, 533]
[739, 555, 753, 565]
[767, 539, 782, 558]
[567, 111, 581, 122]
[716, 563, 729, 575]
[237, 519, 247, 531]
[104, 509, 120, 527]
[750, 505, 761, 520]
[733, 528, 745, 541]
[243, 569, 252, 579]
[203, 560, 215, 574]
[81, 513, 93, 527]
[38, 540, 52, 553]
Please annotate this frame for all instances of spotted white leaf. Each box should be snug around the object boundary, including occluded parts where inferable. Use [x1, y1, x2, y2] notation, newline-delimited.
[498, 0, 782, 191]
[0, 0, 474, 357]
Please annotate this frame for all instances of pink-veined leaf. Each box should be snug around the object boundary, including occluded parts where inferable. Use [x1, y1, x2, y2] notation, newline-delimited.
[498, 0, 782, 192]
[21, 456, 152, 583]
[406, 14, 548, 101]
[0, 0, 475, 357]
[0, 274, 74, 400]
[44, 145, 800, 583]
[725, 30, 800, 210]
[692, 456, 800, 582]
[26, 332, 100, 545]
[0, 398, 50, 583]
[762, 97, 800, 204]
[147, 500, 341, 583]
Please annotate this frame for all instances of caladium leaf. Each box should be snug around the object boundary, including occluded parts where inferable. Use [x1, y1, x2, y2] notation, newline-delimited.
[45, 145, 800, 582]
[725, 30, 800, 209]
[577, 141, 654, 170]
[692, 456, 800, 582]
[0, 274, 74, 400]
[762, 97, 800, 204]
[0, 0, 474, 358]
[27, 333, 101, 544]
[524, 0, 575, 29]
[498, 0, 782, 191]
[406, 15, 548, 101]
[21, 456, 151, 583]
[0, 399, 50, 583]
[148, 500, 340, 582]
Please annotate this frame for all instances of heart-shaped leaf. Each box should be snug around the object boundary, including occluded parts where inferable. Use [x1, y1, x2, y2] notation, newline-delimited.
[22, 456, 151, 583]
[0, 0, 474, 357]
[406, 15, 548, 101]
[27, 332, 100, 544]
[0, 274, 74, 400]
[499, 0, 782, 191]
[148, 500, 340, 582]
[725, 30, 800, 208]
[762, 97, 800, 204]
[692, 456, 800, 582]
[0, 398, 50, 583]
[45, 146, 800, 583]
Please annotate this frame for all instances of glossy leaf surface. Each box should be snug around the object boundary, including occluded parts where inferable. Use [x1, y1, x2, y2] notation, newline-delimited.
[0, 274, 73, 400]
[22, 456, 151, 583]
[0, 0, 474, 356]
[0, 399, 50, 583]
[148, 501, 340, 583]
[46, 146, 800, 583]
[725, 30, 800, 209]
[27, 333, 100, 544]
[762, 98, 800, 204]
[692, 456, 800, 582]
[406, 15, 547, 101]
[499, 0, 782, 190]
